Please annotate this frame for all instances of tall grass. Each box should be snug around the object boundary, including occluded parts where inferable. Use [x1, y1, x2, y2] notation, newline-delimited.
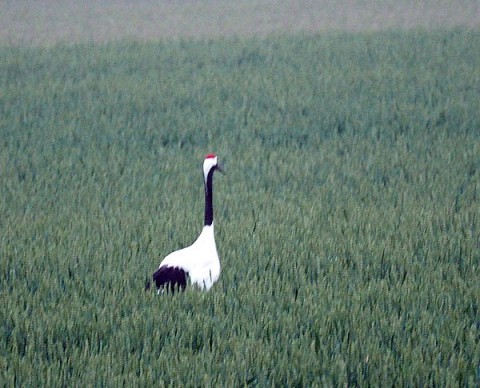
[1, 30, 479, 385]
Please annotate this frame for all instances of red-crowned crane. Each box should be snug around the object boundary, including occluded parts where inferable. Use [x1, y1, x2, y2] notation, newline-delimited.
[147, 154, 223, 293]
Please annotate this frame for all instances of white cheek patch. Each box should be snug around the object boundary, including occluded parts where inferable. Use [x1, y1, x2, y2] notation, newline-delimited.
[203, 156, 218, 181]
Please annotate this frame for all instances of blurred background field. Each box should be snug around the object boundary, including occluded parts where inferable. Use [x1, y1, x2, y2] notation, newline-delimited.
[0, 0, 479, 45]
[0, 1, 479, 386]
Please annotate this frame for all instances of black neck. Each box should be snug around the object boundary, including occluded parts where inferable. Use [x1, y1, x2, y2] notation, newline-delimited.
[204, 168, 215, 226]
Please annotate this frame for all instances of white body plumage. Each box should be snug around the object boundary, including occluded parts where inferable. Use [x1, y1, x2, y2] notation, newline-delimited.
[158, 224, 220, 290]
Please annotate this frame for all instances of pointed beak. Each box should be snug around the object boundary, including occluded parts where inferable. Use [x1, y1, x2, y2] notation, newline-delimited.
[216, 164, 225, 174]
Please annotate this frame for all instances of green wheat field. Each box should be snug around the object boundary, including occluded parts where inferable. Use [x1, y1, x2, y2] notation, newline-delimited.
[1, 28, 479, 385]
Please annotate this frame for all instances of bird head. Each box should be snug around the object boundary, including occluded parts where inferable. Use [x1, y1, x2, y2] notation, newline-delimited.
[203, 153, 223, 181]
